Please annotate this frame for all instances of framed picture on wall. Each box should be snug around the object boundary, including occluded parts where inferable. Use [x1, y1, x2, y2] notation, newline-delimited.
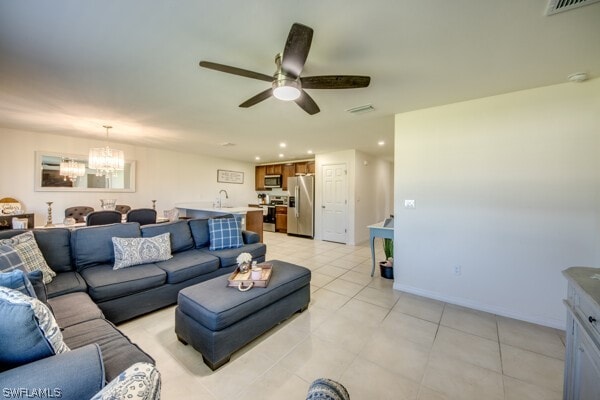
[217, 169, 244, 184]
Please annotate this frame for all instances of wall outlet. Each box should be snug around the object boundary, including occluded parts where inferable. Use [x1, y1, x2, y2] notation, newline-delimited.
[453, 265, 462, 276]
[404, 199, 416, 209]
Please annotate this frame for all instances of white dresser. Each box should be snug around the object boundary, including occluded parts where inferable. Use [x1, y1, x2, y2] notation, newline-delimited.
[563, 267, 600, 400]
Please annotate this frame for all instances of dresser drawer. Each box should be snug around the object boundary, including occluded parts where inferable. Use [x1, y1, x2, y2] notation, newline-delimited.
[570, 283, 600, 339]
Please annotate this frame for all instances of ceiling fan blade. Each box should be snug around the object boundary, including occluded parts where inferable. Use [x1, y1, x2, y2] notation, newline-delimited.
[281, 23, 313, 78]
[294, 90, 320, 115]
[300, 75, 371, 89]
[239, 88, 273, 108]
[199, 61, 273, 82]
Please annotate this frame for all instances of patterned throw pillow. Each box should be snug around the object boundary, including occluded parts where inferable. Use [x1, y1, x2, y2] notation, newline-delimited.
[208, 217, 243, 251]
[90, 362, 161, 400]
[0, 287, 69, 370]
[306, 378, 351, 400]
[0, 231, 56, 284]
[0, 244, 26, 273]
[0, 269, 37, 298]
[112, 233, 172, 270]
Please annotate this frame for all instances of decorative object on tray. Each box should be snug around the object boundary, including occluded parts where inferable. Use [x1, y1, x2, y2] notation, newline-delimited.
[228, 262, 273, 291]
[0, 198, 22, 215]
[236, 252, 252, 274]
[45, 201, 54, 227]
[152, 200, 157, 210]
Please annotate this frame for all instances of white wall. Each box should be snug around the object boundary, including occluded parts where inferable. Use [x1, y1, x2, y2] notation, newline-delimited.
[394, 78, 600, 329]
[316, 149, 394, 245]
[0, 129, 258, 225]
[354, 150, 394, 244]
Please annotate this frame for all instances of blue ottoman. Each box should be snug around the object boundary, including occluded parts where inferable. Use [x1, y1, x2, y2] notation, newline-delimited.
[175, 260, 311, 370]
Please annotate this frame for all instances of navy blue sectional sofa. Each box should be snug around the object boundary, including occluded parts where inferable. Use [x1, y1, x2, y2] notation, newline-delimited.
[0, 218, 266, 397]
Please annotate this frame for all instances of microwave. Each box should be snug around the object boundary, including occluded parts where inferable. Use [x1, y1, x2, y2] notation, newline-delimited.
[264, 175, 282, 188]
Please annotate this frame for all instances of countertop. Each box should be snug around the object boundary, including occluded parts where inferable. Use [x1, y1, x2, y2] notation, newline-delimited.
[175, 203, 263, 214]
[563, 266, 600, 309]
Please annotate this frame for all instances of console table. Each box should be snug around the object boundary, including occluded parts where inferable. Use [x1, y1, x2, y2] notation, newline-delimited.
[563, 266, 600, 399]
[367, 218, 394, 277]
[0, 213, 34, 230]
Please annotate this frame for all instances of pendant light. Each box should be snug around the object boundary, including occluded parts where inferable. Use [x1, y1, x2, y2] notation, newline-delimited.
[88, 125, 125, 177]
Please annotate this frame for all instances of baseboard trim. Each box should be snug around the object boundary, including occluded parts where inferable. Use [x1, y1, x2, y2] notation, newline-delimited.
[393, 282, 566, 330]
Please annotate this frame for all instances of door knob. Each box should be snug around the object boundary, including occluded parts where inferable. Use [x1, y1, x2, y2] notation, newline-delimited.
[589, 316, 597, 324]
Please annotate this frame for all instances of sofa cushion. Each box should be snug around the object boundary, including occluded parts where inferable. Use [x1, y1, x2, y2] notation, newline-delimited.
[0, 287, 69, 372]
[32, 228, 72, 273]
[71, 222, 141, 271]
[48, 292, 104, 328]
[200, 242, 267, 268]
[0, 231, 56, 284]
[154, 249, 220, 284]
[80, 264, 166, 302]
[26, 270, 48, 305]
[112, 233, 172, 270]
[188, 218, 210, 249]
[208, 217, 243, 251]
[142, 220, 194, 253]
[46, 271, 88, 298]
[91, 362, 161, 400]
[61, 318, 154, 381]
[0, 269, 36, 297]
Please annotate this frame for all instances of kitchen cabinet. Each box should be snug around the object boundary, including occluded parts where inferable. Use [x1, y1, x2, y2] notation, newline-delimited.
[563, 267, 600, 400]
[245, 209, 264, 243]
[255, 165, 266, 190]
[275, 206, 287, 233]
[266, 164, 282, 175]
[307, 160, 315, 174]
[282, 163, 295, 190]
[295, 162, 308, 175]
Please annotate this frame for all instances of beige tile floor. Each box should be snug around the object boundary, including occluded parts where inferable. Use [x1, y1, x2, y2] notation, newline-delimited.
[119, 232, 565, 400]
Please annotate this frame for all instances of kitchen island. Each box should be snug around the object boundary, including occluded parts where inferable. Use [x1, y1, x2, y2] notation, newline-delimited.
[175, 203, 264, 243]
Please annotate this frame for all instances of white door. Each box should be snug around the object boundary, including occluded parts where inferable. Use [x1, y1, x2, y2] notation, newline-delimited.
[322, 163, 347, 243]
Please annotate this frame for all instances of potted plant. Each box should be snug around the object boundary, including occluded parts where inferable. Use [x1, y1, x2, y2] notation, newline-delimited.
[379, 238, 394, 279]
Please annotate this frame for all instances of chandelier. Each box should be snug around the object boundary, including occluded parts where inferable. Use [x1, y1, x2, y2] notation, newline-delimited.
[59, 159, 85, 182]
[88, 125, 124, 177]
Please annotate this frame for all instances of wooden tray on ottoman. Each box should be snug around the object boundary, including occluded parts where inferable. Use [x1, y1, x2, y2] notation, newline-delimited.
[227, 263, 273, 289]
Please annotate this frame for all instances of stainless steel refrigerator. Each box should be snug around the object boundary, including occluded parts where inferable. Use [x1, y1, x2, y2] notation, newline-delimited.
[287, 176, 314, 238]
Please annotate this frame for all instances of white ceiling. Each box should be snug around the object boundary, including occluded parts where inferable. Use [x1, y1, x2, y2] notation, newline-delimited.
[1, 1, 599, 163]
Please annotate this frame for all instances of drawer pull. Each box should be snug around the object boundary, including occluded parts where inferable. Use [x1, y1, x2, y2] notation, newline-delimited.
[589, 316, 597, 324]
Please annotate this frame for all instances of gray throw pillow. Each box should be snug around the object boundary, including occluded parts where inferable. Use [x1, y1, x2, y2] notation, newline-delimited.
[112, 233, 172, 270]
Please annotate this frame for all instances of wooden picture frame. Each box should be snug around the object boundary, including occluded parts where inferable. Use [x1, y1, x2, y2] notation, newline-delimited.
[217, 169, 244, 184]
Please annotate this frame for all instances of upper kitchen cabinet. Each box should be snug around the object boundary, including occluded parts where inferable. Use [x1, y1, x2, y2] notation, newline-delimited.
[295, 162, 308, 175]
[266, 164, 282, 175]
[255, 165, 266, 190]
[282, 163, 295, 190]
[307, 161, 315, 174]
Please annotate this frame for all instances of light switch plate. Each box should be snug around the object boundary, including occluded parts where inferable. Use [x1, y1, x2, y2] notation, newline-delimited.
[404, 199, 415, 209]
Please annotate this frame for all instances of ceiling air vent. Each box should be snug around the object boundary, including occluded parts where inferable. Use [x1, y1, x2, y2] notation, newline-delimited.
[545, 0, 600, 15]
[346, 104, 375, 115]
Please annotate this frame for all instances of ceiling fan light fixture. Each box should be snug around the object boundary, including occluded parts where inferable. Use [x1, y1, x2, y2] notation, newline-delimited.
[272, 78, 301, 101]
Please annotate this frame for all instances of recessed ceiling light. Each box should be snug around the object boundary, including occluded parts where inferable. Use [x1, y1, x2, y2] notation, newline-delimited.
[307, 150, 313, 154]
[255, 156, 261, 161]
[378, 141, 385, 146]
[279, 153, 284, 158]
[280, 142, 287, 148]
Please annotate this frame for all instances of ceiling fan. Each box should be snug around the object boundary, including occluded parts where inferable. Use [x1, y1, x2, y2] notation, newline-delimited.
[199, 23, 371, 115]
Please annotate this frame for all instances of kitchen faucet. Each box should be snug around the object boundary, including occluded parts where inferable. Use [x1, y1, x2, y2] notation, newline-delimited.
[218, 189, 229, 208]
